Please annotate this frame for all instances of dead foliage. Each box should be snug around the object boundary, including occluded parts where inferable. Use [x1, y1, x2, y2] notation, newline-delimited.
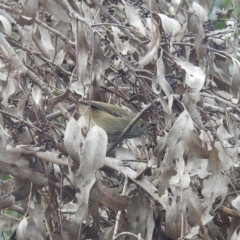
[0, 0, 240, 239]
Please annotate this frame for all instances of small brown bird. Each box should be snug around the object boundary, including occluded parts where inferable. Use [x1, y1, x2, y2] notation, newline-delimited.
[79, 101, 145, 139]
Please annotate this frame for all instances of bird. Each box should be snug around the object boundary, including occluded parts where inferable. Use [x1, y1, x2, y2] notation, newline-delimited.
[78, 101, 145, 139]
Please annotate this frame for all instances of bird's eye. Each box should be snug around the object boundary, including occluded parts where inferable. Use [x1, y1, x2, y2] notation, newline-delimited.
[140, 122, 144, 128]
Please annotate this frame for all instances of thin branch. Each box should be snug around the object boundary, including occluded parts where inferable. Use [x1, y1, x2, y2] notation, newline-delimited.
[0, 109, 43, 133]
[107, 98, 160, 154]
[91, 0, 148, 46]
[7, 145, 68, 166]
[201, 92, 240, 114]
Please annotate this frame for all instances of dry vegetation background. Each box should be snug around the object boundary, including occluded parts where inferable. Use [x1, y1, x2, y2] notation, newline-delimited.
[0, 0, 240, 239]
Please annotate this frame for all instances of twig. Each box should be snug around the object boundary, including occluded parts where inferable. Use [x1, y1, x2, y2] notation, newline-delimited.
[25, 183, 33, 217]
[91, 0, 148, 46]
[113, 177, 129, 239]
[35, 18, 75, 46]
[92, 22, 151, 41]
[105, 157, 166, 209]
[6, 145, 68, 166]
[203, 103, 233, 114]
[0, 31, 71, 120]
[46, 104, 76, 121]
[4, 33, 75, 77]
[107, 99, 160, 154]
[114, 232, 144, 240]
[26, 71, 71, 120]
[134, 165, 151, 180]
[201, 92, 240, 114]
[218, 206, 240, 218]
[8, 205, 25, 215]
[0, 109, 43, 133]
